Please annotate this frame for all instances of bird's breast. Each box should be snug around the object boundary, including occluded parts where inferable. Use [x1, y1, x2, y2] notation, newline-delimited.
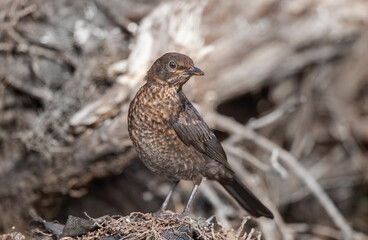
[128, 85, 181, 146]
[127, 85, 206, 181]
[132, 86, 180, 122]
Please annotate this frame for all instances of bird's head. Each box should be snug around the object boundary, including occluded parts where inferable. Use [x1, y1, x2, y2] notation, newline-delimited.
[147, 52, 204, 88]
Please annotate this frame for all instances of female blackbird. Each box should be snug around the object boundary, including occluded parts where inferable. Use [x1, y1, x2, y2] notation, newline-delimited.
[128, 52, 273, 218]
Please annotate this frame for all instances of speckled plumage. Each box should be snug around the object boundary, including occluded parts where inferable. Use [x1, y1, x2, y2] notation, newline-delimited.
[128, 52, 273, 218]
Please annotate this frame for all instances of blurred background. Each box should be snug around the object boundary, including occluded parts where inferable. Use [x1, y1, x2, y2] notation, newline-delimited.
[0, 0, 368, 239]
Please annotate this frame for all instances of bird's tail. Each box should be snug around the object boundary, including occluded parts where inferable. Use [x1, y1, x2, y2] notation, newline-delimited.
[220, 176, 274, 218]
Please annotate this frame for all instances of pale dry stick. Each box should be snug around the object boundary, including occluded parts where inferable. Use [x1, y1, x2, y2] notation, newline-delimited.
[216, 112, 290, 239]
[218, 96, 298, 177]
[209, 112, 354, 240]
[325, 89, 365, 171]
[280, 175, 361, 207]
[236, 216, 251, 238]
[223, 140, 287, 178]
[224, 133, 242, 145]
[228, 155, 294, 240]
[278, 147, 346, 206]
[13, 4, 37, 21]
[246, 96, 304, 130]
[8, 0, 20, 17]
[3, 75, 53, 102]
[257, 231, 262, 240]
[270, 149, 288, 179]
[1, 3, 76, 67]
[246, 228, 255, 240]
[210, 220, 216, 239]
[223, 144, 270, 172]
[200, 183, 235, 229]
[287, 223, 343, 239]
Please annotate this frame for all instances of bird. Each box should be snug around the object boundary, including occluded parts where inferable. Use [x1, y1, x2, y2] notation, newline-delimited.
[128, 52, 273, 218]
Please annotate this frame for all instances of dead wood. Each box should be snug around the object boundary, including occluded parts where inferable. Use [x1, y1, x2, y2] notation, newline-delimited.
[0, 0, 368, 239]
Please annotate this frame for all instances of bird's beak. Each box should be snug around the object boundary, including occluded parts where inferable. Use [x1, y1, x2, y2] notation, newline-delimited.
[185, 66, 204, 76]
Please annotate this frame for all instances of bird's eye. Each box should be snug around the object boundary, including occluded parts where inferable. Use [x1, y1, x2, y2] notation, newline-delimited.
[169, 61, 177, 69]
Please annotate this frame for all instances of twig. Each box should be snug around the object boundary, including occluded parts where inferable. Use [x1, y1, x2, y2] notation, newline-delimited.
[200, 183, 236, 229]
[0, 1, 76, 67]
[246, 96, 304, 130]
[256, 231, 262, 240]
[246, 228, 255, 240]
[279, 175, 361, 206]
[325, 88, 365, 171]
[270, 149, 288, 178]
[3, 75, 53, 102]
[13, 4, 37, 21]
[288, 223, 342, 239]
[223, 143, 270, 172]
[236, 216, 251, 238]
[227, 154, 294, 240]
[223, 130, 287, 177]
[208, 112, 354, 240]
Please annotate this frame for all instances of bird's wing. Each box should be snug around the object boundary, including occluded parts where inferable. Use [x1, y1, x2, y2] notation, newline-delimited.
[171, 91, 231, 169]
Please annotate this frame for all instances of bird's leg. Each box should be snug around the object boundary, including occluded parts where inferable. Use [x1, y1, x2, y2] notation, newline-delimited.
[182, 184, 200, 215]
[159, 181, 179, 212]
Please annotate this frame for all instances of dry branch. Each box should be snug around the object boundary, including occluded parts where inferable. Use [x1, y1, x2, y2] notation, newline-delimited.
[0, 0, 368, 239]
[208, 112, 354, 239]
